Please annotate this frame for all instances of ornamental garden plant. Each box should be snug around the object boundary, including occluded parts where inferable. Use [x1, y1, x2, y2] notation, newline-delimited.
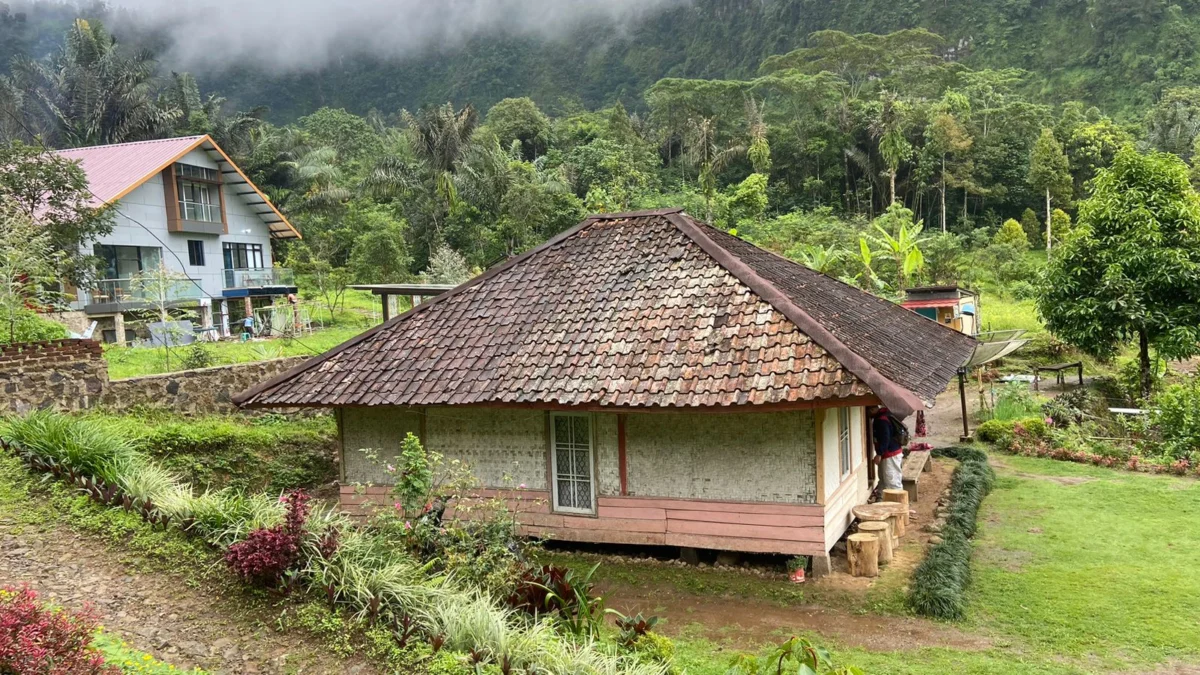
[0, 411, 678, 674]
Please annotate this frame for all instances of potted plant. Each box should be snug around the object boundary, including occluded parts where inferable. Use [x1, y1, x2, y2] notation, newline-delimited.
[787, 556, 808, 583]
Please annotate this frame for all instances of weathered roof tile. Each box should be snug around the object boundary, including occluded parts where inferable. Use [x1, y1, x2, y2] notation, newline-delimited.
[236, 210, 974, 414]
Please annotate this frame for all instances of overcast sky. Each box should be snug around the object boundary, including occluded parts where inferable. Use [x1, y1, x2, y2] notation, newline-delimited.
[113, 0, 685, 71]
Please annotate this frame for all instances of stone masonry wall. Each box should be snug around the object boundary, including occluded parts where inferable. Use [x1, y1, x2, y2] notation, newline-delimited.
[104, 357, 309, 415]
[0, 337, 309, 416]
[0, 339, 107, 414]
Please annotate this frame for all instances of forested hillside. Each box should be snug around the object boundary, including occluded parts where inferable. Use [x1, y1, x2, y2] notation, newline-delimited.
[4, 1, 1200, 339]
[2, 0, 1199, 118]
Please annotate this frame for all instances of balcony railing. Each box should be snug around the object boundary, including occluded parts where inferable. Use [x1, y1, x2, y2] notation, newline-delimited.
[223, 267, 295, 290]
[91, 278, 203, 305]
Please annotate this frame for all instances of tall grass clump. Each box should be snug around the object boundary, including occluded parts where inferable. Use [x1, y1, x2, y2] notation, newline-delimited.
[908, 446, 996, 620]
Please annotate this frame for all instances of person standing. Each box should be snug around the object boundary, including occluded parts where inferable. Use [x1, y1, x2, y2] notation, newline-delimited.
[868, 405, 905, 492]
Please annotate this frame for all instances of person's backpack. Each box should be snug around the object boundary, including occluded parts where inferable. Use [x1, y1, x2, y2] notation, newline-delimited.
[886, 412, 911, 448]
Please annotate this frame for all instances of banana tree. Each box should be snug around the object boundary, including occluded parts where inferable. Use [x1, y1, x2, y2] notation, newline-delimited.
[860, 203, 928, 290]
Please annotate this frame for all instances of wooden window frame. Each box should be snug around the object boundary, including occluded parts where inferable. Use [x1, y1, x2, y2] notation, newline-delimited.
[548, 412, 596, 515]
[163, 163, 228, 233]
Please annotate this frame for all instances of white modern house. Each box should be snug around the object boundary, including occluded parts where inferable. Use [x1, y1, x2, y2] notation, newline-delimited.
[52, 136, 301, 343]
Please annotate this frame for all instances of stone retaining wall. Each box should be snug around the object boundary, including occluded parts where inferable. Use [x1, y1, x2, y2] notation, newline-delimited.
[0, 340, 108, 414]
[104, 357, 309, 415]
[0, 337, 309, 416]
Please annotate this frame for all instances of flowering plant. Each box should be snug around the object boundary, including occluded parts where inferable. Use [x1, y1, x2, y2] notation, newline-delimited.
[225, 490, 311, 588]
[0, 585, 118, 675]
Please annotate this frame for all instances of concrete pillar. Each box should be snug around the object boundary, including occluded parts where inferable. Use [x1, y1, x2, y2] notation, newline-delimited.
[219, 300, 230, 338]
[680, 547, 700, 566]
[199, 300, 213, 330]
[111, 313, 125, 345]
[243, 296, 253, 320]
[810, 552, 833, 579]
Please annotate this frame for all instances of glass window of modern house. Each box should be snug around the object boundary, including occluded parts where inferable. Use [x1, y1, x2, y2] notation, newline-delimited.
[223, 242, 264, 270]
[187, 240, 205, 266]
[176, 163, 222, 224]
[95, 244, 162, 279]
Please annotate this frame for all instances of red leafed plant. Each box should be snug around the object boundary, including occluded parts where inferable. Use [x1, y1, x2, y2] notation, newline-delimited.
[225, 490, 311, 588]
[0, 585, 118, 675]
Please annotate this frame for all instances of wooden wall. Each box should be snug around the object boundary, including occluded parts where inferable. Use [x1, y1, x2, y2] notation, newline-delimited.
[339, 486, 829, 556]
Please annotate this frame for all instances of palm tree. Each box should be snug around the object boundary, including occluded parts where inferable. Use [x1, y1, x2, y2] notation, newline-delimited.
[9, 19, 178, 148]
[685, 117, 745, 222]
[161, 72, 267, 159]
[871, 92, 913, 206]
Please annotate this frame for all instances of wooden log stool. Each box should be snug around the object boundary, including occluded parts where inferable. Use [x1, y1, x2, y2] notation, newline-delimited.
[847, 533, 880, 577]
[877, 502, 908, 539]
[857, 521, 892, 564]
[853, 503, 899, 545]
[882, 488, 910, 520]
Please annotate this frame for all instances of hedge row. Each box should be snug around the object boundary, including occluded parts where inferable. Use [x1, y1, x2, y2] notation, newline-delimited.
[907, 446, 995, 620]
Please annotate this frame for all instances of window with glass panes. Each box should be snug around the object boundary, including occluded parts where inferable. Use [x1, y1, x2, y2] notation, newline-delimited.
[550, 413, 594, 514]
[175, 163, 222, 224]
[838, 407, 852, 478]
[222, 242, 264, 270]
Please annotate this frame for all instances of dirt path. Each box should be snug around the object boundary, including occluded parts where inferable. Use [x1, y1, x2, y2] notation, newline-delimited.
[595, 456, 991, 653]
[0, 517, 373, 674]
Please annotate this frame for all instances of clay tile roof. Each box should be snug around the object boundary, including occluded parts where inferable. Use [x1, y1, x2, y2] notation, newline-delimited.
[235, 209, 975, 416]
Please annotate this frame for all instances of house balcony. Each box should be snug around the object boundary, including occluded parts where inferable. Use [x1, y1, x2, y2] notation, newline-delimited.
[221, 267, 297, 298]
[84, 277, 204, 314]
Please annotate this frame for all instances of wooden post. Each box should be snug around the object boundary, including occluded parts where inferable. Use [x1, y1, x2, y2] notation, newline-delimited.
[847, 533, 880, 577]
[958, 368, 971, 442]
[381, 293, 391, 321]
[858, 521, 892, 564]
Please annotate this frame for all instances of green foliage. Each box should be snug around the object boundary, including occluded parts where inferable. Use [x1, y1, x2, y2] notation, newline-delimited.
[724, 634, 864, 675]
[991, 382, 1046, 422]
[993, 218, 1029, 250]
[395, 432, 432, 516]
[0, 309, 68, 345]
[0, 140, 114, 285]
[975, 419, 1015, 445]
[1037, 147, 1200, 398]
[909, 446, 995, 620]
[1149, 377, 1200, 463]
[482, 97, 550, 160]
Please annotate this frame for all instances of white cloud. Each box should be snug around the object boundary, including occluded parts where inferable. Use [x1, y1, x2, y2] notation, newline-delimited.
[113, 0, 685, 71]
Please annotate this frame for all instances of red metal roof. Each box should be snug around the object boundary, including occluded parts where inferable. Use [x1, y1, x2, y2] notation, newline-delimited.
[53, 136, 207, 206]
[235, 210, 976, 416]
[51, 136, 300, 239]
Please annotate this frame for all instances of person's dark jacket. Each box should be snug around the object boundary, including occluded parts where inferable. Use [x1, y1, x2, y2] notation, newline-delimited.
[872, 408, 903, 458]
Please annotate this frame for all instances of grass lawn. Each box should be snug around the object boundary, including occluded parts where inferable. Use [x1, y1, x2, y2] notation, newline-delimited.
[102, 288, 386, 380]
[103, 325, 366, 379]
[980, 291, 1043, 334]
[546, 453, 1200, 674]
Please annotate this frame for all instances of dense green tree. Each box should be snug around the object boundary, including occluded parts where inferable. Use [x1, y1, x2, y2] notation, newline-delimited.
[1143, 87, 1200, 160]
[482, 97, 550, 161]
[1037, 148, 1200, 398]
[5, 19, 177, 147]
[349, 219, 411, 285]
[0, 140, 114, 283]
[994, 218, 1029, 250]
[1028, 129, 1072, 251]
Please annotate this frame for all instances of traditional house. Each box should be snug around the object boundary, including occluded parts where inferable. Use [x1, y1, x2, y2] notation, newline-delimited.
[901, 285, 980, 336]
[51, 136, 300, 342]
[235, 209, 974, 572]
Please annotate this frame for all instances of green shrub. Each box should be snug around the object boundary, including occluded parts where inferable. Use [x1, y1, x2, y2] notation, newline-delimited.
[909, 446, 995, 620]
[0, 309, 68, 346]
[1014, 416, 1048, 439]
[975, 419, 1014, 445]
[1149, 377, 1200, 462]
[991, 382, 1045, 421]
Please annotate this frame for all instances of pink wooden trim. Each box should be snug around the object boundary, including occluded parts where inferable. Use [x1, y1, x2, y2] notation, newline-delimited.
[338, 488, 830, 556]
[666, 533, 826, 556]
[666, 518, 825, 543]
[666, 509, 824, 528]
[617, 414, 628, 495]
[597, 506, 666, 520]
[598, 495, 823, 516]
